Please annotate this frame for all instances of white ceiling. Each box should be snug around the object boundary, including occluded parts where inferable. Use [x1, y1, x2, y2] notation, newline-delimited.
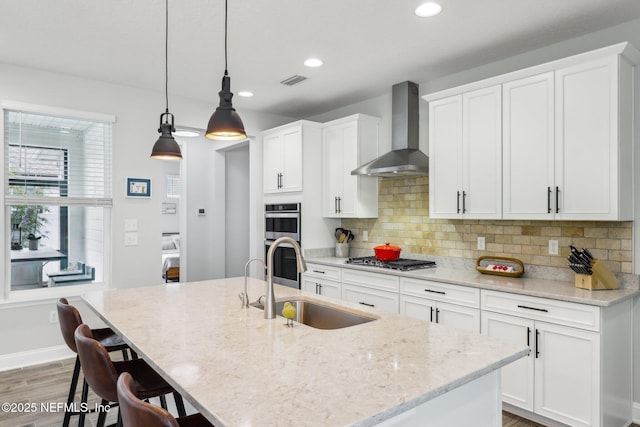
[2, 0, 640, 118]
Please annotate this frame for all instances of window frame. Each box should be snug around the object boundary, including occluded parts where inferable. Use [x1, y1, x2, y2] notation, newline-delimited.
[1, 101, 115, 303]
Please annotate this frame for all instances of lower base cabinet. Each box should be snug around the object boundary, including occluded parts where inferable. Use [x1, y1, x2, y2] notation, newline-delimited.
[301, 276, 341, 299]
[400, 295, 479, 333]
[342, 283, 399, 313]
[481, 290, 632, 427]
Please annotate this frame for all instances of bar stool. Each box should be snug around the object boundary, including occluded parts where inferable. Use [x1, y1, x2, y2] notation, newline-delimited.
[74, 324, 187, 427]
[117, 372, 213, 427]
[57, 297, 133, 427]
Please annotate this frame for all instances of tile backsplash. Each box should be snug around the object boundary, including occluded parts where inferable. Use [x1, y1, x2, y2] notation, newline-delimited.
[342, 177, 634, 281]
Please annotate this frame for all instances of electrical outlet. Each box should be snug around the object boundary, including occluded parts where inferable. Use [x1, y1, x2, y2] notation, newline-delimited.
[125, 232, 138, 246]
[49, 311, 58, 324]
[549, 239, 559, 255]
[362, 230, 368, 242]
[477, 236, 486, 250]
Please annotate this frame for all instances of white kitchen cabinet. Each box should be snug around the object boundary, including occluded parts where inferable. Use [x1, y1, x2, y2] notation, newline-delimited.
[428, 85, 502, 219]
[341, 268, 399, 313]
[263, 121, 321, 194]
[301, 263, 341, 299]
[322, 114, 379, 218]
[554, 56, 633, 220]
[503, 72, 555, 219]
[399, 277, 480, 333]
[481, 289, 631, 427]
[428, 42, 638, 221]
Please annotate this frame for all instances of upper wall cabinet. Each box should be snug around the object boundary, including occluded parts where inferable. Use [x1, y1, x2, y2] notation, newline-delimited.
[428, 85, 502, 219]
[425, 42, 639, 221]
[262, 121, 321, 194]
[322, 114, 380, 218]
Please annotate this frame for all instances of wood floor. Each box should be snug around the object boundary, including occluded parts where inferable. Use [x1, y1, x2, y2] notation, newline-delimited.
[0, 358, 636, 427]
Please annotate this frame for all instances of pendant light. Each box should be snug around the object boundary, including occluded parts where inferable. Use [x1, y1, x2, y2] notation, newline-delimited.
[205, 0, 247, 141]
[150, 0, 183, 160]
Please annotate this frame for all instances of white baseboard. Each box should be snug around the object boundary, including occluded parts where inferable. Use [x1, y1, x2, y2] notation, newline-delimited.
[0, 345, 74, 372]
[633, 401, 640, 425]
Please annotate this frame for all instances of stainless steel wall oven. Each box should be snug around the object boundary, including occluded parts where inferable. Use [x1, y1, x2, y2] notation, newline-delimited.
[265, 203, 301, 288]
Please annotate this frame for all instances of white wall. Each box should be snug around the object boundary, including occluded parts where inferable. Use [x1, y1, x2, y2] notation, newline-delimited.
[0, 63, 293, 366]
[225, 144, 250, 277]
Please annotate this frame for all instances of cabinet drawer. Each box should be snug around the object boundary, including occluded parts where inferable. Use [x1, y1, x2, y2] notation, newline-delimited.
[400, 278, 480, 308]
[342, 284, 399, 314]
[481, 290, 600, 332]
[342, 268, 399, 292]
[304, 263, 341, 281]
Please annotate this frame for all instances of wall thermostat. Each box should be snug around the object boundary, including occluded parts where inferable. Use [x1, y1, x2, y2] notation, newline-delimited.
[198, 208, 206, 216]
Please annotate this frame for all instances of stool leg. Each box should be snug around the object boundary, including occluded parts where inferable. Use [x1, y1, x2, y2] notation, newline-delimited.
[130, 349, 138, 359]
[174, 392, 186, 417]
[62, 355, 81, 427]
[96, 399, 108, 427]
[159, 394, 167, 409]
[121, 349, 129, 361]
[78, 378, 89, 427]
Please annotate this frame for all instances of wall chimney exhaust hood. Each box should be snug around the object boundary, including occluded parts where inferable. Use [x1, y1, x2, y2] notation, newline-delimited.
[351, 81, 428, 178]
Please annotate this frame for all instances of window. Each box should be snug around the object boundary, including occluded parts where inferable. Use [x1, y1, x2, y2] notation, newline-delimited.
[4, 107, 113, 292]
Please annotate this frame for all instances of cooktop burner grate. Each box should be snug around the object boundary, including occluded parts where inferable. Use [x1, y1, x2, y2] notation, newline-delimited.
[345, 256, 436, 271]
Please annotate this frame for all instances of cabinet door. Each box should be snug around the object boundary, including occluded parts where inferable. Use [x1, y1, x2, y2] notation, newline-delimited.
[481, 311, 534, 411]
[301, 276, 319, 294]
[317, 280, 341, 299]
[342, 284, 399, 314]
[555, 57, 618, 220]
[322, 125, 343, 217]
[337, 122, 358, 216]
[534, 321, 600, 427]
[428, 95, 463, 218]
[400, 295, 436, 322]
[462, 85, 502, 219]
[436, 301, 480, 333]
[280, 128, 303, 192]
[503, 73, 555, 219]
[263, 133, 283, 193]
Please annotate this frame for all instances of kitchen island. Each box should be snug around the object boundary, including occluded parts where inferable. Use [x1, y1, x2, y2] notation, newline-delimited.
[83, 277, 528, 427]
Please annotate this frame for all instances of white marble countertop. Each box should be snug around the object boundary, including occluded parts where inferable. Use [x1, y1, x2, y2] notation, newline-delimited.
[307, 257, 639, 307]
[83, 277, 528, 427]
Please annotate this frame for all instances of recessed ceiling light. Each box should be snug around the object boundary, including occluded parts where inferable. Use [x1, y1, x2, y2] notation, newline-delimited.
[304, 58, 323, 68]
[415, 2, 442, 17]
[174, 129, 201, 137]
[238, 91, 254, 97]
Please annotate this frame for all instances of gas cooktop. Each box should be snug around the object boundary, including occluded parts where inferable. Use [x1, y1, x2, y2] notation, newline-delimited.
[345, 256, 436, 271]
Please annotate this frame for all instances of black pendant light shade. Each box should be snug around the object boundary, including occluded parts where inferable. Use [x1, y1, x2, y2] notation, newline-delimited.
[151, 111, 183, 160]
[150, 0, 183, 160]
[205, 0, 247, 141]
[205, 74, 246, 141]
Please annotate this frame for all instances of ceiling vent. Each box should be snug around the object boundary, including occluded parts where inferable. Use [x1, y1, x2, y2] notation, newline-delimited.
[280, 75, 308, 86]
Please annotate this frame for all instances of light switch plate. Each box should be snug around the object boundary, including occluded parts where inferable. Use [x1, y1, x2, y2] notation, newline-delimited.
[549, 240, 559, 255]
[125, 232, 138, 246]
[125, 219, 138, 232]
[477, 236, 486, 250]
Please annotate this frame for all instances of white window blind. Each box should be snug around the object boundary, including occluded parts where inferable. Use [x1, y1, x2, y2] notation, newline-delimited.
[4, 110, 113, 207]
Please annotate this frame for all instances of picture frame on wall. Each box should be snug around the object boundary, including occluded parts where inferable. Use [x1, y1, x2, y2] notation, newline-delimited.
[126, 178, 152, 198]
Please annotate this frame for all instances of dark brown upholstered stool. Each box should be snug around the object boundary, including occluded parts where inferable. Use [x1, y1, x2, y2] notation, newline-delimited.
[117, 372, 213, 427]
[74, 324, 187, 427]
[57, 297, 133, 427]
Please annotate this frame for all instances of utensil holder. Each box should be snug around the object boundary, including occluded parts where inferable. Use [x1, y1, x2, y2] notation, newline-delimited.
[574, 259, 619, 290]
[335, 243, 349, 258]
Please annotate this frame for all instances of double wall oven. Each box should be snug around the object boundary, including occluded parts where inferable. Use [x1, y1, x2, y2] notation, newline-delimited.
[265, 203, 301, 288]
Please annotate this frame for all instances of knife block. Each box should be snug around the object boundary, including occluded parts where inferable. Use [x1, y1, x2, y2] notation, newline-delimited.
[574, 259, 620, 290]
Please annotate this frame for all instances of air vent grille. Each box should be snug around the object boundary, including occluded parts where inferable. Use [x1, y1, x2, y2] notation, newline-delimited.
[280, 75, 308, 86]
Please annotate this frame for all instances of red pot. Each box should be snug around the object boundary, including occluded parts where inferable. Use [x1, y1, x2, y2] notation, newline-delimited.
[374, 243, 402, 261]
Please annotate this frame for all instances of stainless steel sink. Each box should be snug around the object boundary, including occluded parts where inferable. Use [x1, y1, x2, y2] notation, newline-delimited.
[250, 299, 377, 330]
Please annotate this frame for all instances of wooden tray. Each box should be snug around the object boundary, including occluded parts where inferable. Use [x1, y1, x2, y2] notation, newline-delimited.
[475, 256, 525, 277]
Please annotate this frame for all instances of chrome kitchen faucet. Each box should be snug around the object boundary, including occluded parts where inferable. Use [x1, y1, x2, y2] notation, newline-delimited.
[265, 237, 307, 319]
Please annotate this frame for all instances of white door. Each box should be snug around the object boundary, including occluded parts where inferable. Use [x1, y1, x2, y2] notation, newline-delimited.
[400, 295, 436, 322]
[462, 85, 502, 219]
[322, 125, 344, 217]
[436, 301, 480, 333]
[428, 95, 463, 218]
[263, 133, 283, 193]
[534, 321, 600, 427]
[555, 57, 617, 220]
[280, 128, 303, 192]
[481, 311, 534, 411]
[503, 73, 555, 219]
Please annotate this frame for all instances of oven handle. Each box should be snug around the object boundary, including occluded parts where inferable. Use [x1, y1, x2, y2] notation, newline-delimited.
[265, 240, 296, 249]
[265, 212, 300, 218]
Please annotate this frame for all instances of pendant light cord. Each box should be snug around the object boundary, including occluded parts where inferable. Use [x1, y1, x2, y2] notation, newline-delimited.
[164, 0, 170, 114]
[224, 0, 228, 76]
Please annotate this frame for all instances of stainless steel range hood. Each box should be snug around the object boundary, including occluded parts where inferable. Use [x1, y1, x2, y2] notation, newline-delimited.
[351, 81, 428, 177]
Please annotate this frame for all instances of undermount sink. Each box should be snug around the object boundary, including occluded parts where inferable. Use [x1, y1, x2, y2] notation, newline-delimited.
[250, 299, 377, 330]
